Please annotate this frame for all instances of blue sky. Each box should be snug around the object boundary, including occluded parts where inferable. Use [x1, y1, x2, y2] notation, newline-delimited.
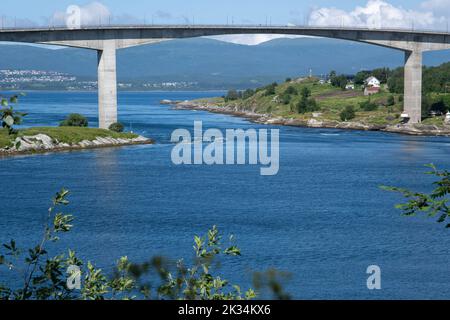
[0, 0, 437, 25]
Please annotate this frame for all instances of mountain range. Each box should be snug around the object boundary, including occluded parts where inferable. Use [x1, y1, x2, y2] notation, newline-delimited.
[0, 37, 449, 89]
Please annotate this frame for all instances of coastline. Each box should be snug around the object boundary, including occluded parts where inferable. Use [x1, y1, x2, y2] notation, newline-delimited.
[174, 101, 450, 137]
[0, 134, 154, 158]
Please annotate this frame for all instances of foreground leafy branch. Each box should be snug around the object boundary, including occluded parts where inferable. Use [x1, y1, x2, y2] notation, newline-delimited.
[1, 94, 27, 135]
[0, 190, 289, 300]
[382, 164, 450, 228]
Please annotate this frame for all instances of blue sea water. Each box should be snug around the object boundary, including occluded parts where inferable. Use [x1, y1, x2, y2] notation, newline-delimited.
[0, 91, 449, 299]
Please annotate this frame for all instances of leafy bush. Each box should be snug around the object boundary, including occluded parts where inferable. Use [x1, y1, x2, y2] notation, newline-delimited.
[264, 83, 278, 96]
[297, 97, 319, 114]
[382, 164, 450, 228]
[224, 90, 241, 102]
[359, 100, 378, 112]
[330, 74, 348, 90]
[60, 114, 88, 127]
[109, 122, 124, 133]
[242, 89, 255, 99]
[387, 95, 396, 106]
[1, 94, 27, 135]
[281, 93, 291, 105]
[284, 86, 297, 95]
[340, 106, 356, 121]
[300, 87, 311, 99]
[0, 190, 290, 300]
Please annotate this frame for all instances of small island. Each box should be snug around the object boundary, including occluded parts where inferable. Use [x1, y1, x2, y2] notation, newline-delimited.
[0, 127, 153, 156]
[0, 106, 153, 157]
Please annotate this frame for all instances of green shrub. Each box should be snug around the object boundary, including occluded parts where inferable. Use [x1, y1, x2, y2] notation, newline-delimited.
[60, 114, 88, 127]
[359, 100, 378, 112]
[1, 94, 27, 135]
[297, 97, 319, 114]
[242, 89, 255, 99]
[109, 122, 125, 133]
[0, 189, 290, 300]
[224, 90, 241, 102]
[387, 95, 396, 106]
[264, 83, 278, 96]
[300, 87, 311, 99]
[284, 86, 297, 95]
[340, 106, 356, 121]
[281, 93, 291, 105]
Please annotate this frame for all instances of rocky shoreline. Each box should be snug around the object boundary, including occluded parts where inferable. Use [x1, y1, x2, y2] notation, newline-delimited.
[174, 101, 450, 137]
[0, 134, 153, 157]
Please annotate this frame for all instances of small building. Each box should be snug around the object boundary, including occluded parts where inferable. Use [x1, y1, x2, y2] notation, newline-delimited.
[364, 86, 380, 96]
[345, 84, 355, 90]
[364, 76, 381, 88]
[318, 79, 325, 85]
[445, 112, 450, 124]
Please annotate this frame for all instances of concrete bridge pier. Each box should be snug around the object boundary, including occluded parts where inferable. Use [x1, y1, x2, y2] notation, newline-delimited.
[97, 40, 118, 129]
[403, 50, 423, 124]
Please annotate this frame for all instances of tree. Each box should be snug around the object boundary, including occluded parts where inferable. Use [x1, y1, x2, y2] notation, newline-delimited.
[372, 67, 391, 84]
[297, 97, 318, 114]
[60, 114, 88, 127]
[224, 90, 240, 102]
[340, 106, 356, 121]
[264, 83, 278, 96]
[331, 75, 348, 90]
[359, 100, 378, 112]
[284, 86, 297, 95]
[281, 93, 291, 105]
[109, 122, 125, 133]
[381, 164, 450, 228]
[387, 95, 395, 107]
[242, 89, 255, 99]
[387, 68, 404, 94]
[1, 94, 27, 135]
[354, 71, 371, 85]
[300, 87, 311, 99]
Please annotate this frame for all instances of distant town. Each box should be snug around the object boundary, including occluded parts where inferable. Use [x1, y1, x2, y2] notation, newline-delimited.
[0, 69, 199, 91]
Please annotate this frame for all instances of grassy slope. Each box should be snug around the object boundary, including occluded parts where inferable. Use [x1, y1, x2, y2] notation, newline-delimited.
[198, 79, 449, 127]
[0, 127, 138, 149]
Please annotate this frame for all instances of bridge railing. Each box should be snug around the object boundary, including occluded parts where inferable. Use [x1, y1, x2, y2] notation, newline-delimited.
[0, 23, 449, 35]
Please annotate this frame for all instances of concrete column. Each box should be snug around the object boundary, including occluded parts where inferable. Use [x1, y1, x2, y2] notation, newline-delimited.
[97, 40, 117, 129]
[403, 50, 423, 124]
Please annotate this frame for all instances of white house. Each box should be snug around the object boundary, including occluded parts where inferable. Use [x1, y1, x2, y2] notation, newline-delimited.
[365, 76, 381, 88]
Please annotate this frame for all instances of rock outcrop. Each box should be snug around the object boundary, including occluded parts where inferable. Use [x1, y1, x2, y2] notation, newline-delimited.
[1, 134, 152, 155]
[175, 101, 450, 136]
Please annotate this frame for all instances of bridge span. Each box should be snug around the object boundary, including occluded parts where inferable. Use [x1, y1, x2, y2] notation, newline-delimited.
[1, 25, 450, 128]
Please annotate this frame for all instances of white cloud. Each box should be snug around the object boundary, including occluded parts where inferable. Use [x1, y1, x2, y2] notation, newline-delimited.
[308, 0, 446, 30]
[421, 0, 450, 17]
